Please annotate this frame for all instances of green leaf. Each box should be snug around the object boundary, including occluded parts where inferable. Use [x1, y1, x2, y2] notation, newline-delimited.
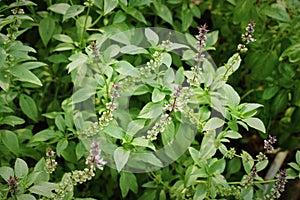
[31, 129, 63, 142]
[154, 3, 173, 24]
[1, 130, 19, 156]
[224, 130, 242, 139]
[63, 5, 85, 22]
[288, 162, 300, 171]
[113, 10, 127, 23]
[241, 186, 253, 200]
[19, 94, 38, 121]
[255, 160, 268, 172]
[152, 88, 165, 103]
[55, 114, 66, 131]
[280, 43, 300, 63]
[48, 3, 70, 15]
[175, 67, 185, 85]
[10, 65, 42, 86]
[206, 31, 219, 47]
[29, 182, 57, 198]
[145, 28, 159, 46]
[18, 61, 47, 70]
[72, 87, 96, 104]
[53, 43, 75, 52]
[39, 17, 55, 47]
[189, 147, 200, 162]
[116, 61, 139, 77]
[262, 3, 291, 22]
[0, 70, 10, 91]
[120, 172, 138, 198]
[14, 158, 29, 179]
[120, 45, 148, 54]
[16, 194, 36, 200]
[76, 141, 85, 160]
[129, 0, 152, 6]
[203, 117, 225, 131]
[104, 0, 118, 15]
[296, 151, 300, 166]
[209, 158, 226, 174]
[127, 120, 145, 137]
[221, 84, 240, 108]
[1, 115, 25, 126]
[161, 53, 172, 68]
[242, 117, 266, 133]
[0, 166, 14, 182]
[121, 6, 147, 24]
[181, 8, 193, 31]
[131, 137, 156, 151]
[163, 68, 175, 84]
[271, 90, 288, 115]
[104, 44, 120, 59]
[52, 34, 73, 43]
[56, 139, 68, 156]
[104, 125, 125, 139]
[199, 132, 216, 159]
[114, 147, 130, 172]
[262, 86, 280, 100]
[227, 157, 241, 175]
[66, 53, 88, 72]
[138, 103, 163, 119]
[241, 151, 254, 174]
[193, 183, 207, 200]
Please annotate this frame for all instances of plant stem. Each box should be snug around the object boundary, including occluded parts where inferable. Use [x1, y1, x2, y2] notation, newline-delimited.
[80, 5, 91, 49]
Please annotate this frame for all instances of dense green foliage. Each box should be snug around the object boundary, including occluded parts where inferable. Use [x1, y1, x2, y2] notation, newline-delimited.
[0, 0, 299, 199]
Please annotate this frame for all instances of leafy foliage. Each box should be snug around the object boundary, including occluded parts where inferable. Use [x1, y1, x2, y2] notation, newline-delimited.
[0, 0, 299, 200]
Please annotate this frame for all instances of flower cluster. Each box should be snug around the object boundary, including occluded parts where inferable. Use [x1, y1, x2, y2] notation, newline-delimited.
[217, 185, 241, 199]
[225, 147, 236, 159]
[82, 85, 119, 137]
[11, 8, 25, 15]
[140, 51, 162, 77]
[43, 141, 106, 200]
[264, 135, 277, 153]
[146, 85, 195, 141]
[189, 24, 209, 86]
[45, 149, 58, 174]
[8, 176, 19, 195]
[241, 167, 258, 188]
[85, 141, 107, 170]
[71, 168, 95, 185]
[161, 32, 172, 49]
[238, 20, 256, 52]
[145, 113, 172, 141]
[265, 169, 288, 200]
[50, 173, 74, 200]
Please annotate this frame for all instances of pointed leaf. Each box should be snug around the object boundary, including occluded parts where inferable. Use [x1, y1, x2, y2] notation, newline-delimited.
[63, 5, 85, 22]
[114, 147, 130, 172]
[10, 66, 42, 86]
[1, 130, 19, 156]
[104, 0, 118, 15]
[19, 94, 38, 121]
[242, 117, 266, 133]
[14, 158, 28, 178]
[39, 17, 55, 47]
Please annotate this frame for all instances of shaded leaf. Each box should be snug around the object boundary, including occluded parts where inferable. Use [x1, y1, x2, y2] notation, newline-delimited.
[114, 147, 130, 172]
[39, 17, 55, 47]
[19, 94, 38, 121]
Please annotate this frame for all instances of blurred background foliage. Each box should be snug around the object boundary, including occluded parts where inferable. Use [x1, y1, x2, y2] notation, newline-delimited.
[0, 0, 300, 199]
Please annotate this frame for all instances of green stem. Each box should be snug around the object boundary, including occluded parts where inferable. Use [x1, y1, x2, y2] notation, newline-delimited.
[80, 5, 91, 48]
[90, 14, 103, 27]
[240, 89, 255, 100]
[228, 179, 277, 185]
